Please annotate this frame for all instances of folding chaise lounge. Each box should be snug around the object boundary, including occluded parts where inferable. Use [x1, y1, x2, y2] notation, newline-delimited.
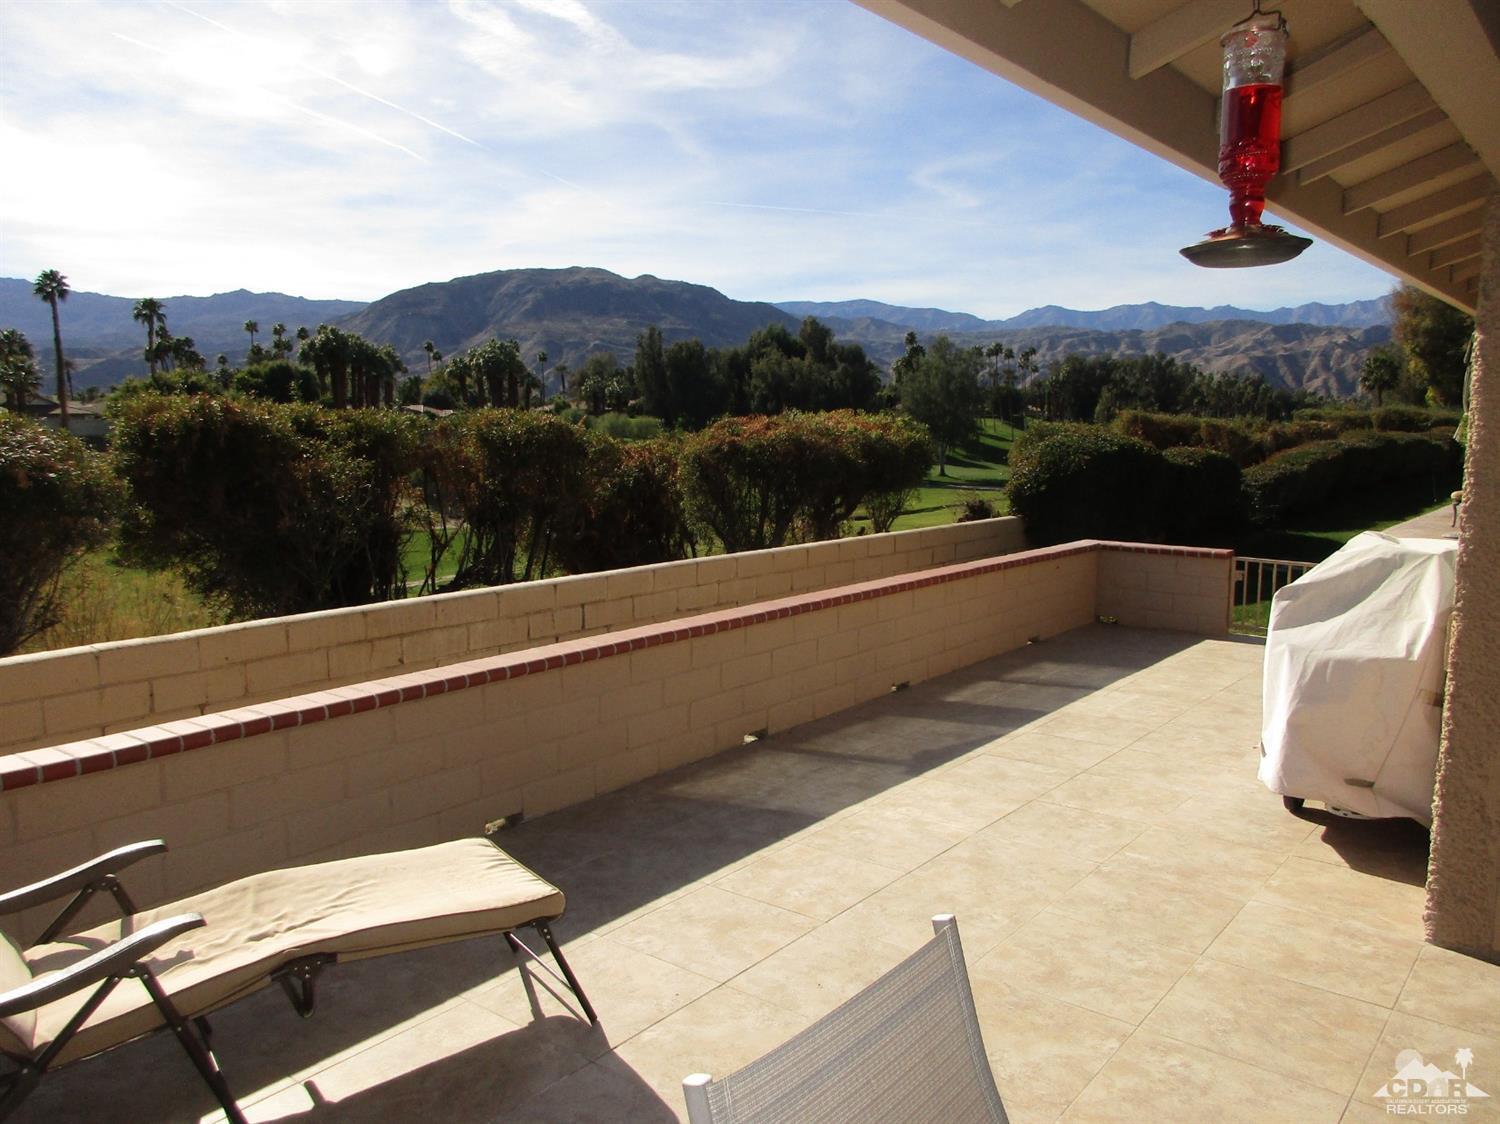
[0, 836, 595, 1123]
[683, 914, 1008, 1124]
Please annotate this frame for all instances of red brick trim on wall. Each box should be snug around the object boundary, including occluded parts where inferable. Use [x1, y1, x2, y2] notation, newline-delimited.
[0, 540, 1229, 792]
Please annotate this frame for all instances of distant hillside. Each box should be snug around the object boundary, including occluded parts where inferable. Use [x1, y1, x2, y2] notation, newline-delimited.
[775, 299, 988, 333]
[0, 279, 367, 390]
[977, 320, 1391, 399]
[338, 267, 798, 393]
[778, 296, 1390, 332]
[0, 269, 1389, 397]
[821, 316, 1390, 398]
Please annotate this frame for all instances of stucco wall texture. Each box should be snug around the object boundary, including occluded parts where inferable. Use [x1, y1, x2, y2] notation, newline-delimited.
[1425, 193, 1500, 961]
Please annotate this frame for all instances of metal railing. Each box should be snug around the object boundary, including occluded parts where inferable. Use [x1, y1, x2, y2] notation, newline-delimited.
[1232, 556, 1314, 636]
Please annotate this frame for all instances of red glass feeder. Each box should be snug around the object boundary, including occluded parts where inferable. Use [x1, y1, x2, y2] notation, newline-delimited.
[1181, 5, 1312, 268]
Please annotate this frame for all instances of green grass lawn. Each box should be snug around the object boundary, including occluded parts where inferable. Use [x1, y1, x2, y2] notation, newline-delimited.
[851, 418, 1019, 533]
[402, 528, 467, 590]
[22, 548, 222, 654]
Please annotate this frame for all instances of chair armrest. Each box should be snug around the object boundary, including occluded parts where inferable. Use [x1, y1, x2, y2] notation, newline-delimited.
[0, 913, 204, 1018]
[0, 841, 167, 916]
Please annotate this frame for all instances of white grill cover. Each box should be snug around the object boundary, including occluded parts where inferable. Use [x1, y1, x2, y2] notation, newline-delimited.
[1259, 531, 1456, 824]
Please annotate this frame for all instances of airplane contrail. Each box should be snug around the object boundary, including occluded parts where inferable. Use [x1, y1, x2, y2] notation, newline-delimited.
[110, 31, 425, 162]
[165, 0, 479, 147]
[703, 200, 876, 219]
[151, 4, 609, 193]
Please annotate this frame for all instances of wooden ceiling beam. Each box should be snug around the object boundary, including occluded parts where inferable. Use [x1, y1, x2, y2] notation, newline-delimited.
[1406, 211, 1484, 254]
[1376, 173, 1492, 235]
[1297, 109, 1448, 184]
[1283, 82, 1435, 172]
[1343, 143, 1479, 213]
[1284, 25, 1392, 101]
[1428, 235, 1482, 269]
[1450, 257, 1481, 283]
[1128, 0, 1242, 79]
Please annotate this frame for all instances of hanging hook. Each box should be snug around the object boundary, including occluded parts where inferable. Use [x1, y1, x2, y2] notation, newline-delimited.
[1235, 0, 1286, 31]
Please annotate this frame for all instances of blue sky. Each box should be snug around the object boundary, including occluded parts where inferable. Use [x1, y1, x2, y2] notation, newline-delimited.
[0, 0, 1396, 317]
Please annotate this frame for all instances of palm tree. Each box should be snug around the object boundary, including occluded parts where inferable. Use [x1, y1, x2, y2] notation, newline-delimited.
[32, 269, 70, 425]
[152, 326, 175, 372]
[1360, 347, 1401, 407]
[423, 339, 438, 376]
[271, 322, 289, 359]
[0, 328, 39, 410]
[243, 319, 259, 356]
[536, 350, 548, 404]
[172, 335, 205, 370]
[133, 297, 168, 375]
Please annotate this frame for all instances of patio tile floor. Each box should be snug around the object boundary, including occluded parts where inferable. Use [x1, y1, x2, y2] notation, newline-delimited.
[14, 624, 1500, 1122]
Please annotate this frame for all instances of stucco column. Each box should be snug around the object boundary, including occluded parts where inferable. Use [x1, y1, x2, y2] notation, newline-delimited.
[1425, 192, 1500, 961]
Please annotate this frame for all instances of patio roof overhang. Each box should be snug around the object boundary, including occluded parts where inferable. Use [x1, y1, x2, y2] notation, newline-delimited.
[855, 0, 1500, 312]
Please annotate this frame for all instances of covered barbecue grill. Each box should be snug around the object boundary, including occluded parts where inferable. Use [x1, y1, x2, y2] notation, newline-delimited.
[1258, 531, 1457, 825]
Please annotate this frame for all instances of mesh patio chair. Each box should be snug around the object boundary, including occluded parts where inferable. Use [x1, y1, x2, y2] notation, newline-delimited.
[0, 837, 595, 1123]
[682, 914, 1007, 1124]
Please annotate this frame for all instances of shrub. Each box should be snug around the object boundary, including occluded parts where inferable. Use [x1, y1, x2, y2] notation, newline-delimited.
[554, 435, 694, 573]
[1195, 418, 1265, 466]
[955, 494, 997, 522]
[233, 360, 319, 403]
[1372, 405, 1432, 432]
[1114, 409, 1388, 467]
[113, 397, 422, 616]
[681, 414, 838, 552]
[438, 409, 590, 585]
[311, 409, 425, 603]
[0, 415, 122, 654]
[1114, 410, 1202, 451]
[1006, 423, 1164, 545]
[681, 412, 931, 551]
[1241, 431, 1460, 525]
[852, 413, 932, 534]
[1160, 447, 1243, 545]
[1292, 407, 1374, 431]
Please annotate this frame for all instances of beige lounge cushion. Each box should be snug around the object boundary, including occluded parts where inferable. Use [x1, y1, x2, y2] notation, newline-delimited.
[0, 931, 35, 1056]
[22, 838, 563, 1064]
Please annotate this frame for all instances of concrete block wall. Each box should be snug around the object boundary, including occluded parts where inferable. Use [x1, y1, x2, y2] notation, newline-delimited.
[0, 518, 1029, 756]
[1095, 542, 1234, 635]
[0, 540, 1231, 941]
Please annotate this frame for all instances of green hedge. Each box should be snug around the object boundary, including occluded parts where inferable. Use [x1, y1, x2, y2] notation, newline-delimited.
[1009, 425, 1247, 547]
[1009, 423, 1462, 545]
[436, 409, 591, 586]
[681, 411, 931, 551]
[1241, 430, 1461, 525]
[1293, 405, 1462, 432]
[553, 435, 694, 574]
[1161, 447, 1243, 545]
[1117, 406, 1463, 468]
[1007, 424, 1166, 545]
[1115, 409, 1347, 467]
[112, 397, 423, 616]
[1371, 405, 1434, 432]
[0, 415, 122, 654]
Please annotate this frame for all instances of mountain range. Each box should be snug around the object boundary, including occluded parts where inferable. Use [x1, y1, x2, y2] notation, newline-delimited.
[0, 268, 1391, 398]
